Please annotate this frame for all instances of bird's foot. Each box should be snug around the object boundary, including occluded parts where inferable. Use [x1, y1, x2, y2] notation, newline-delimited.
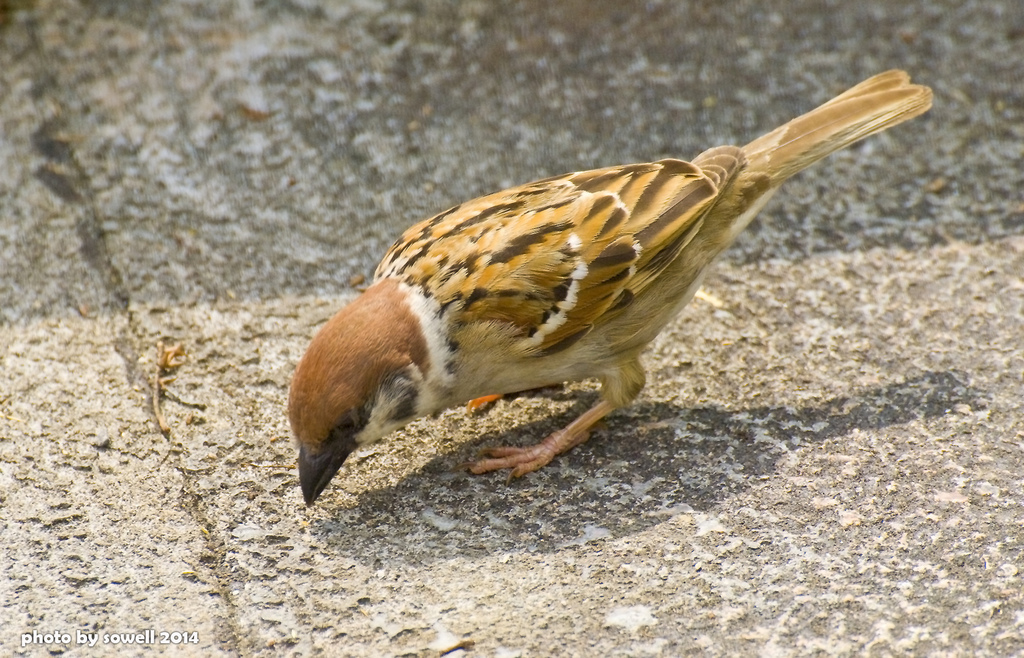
[460, 428, 589, 482]
[458, 400, 614, 482]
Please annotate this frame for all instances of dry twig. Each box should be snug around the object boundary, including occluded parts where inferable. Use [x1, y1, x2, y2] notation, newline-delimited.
[153, 341, 187, 434]
[439, 639, 475, 656]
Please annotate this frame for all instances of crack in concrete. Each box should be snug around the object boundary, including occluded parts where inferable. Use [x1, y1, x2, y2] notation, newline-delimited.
[24, 15, 247, 653]
[178, 475, 247, 655]
[33, 116, 150, 393]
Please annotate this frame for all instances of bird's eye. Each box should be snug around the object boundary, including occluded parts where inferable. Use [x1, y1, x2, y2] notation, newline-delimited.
[334, 407, 362, 430]
[324, 406, 365, 453]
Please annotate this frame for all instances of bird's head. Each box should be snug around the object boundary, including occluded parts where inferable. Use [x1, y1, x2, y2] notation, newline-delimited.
[288, 280, 429, 506]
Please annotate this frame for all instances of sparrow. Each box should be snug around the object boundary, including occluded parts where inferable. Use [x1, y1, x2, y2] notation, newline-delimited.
[289, 70, 932, 506]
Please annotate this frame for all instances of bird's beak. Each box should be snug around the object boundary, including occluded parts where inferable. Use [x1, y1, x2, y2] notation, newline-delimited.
[298, 437, 356, 507]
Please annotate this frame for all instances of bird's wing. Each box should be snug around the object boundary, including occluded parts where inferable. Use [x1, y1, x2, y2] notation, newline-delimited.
[377, 151, 743, 355]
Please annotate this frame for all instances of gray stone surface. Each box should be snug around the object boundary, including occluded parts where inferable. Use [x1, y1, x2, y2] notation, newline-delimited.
[1, 0, 1022, 655]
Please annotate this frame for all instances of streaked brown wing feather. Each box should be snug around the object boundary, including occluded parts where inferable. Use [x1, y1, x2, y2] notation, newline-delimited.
[376, 155, 743, 354]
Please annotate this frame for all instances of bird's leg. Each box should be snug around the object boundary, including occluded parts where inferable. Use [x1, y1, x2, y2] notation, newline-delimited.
[465, 383, 567, 413]
[465, 393, 503, 412]
[461, 400, 615, 481]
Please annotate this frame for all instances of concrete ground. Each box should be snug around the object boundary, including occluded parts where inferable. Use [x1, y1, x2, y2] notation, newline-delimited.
[2, 0, 1022, 656]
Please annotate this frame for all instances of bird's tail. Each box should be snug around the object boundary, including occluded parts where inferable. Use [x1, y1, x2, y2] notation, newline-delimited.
[741, 70, 933, 184]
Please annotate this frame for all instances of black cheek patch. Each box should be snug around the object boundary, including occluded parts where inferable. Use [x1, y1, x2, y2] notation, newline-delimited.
[392, 386, 418, 421]
[382, 371, 419, 422]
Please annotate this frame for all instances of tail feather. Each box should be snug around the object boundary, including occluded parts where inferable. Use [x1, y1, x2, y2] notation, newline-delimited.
[742, 70, 933, 183]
